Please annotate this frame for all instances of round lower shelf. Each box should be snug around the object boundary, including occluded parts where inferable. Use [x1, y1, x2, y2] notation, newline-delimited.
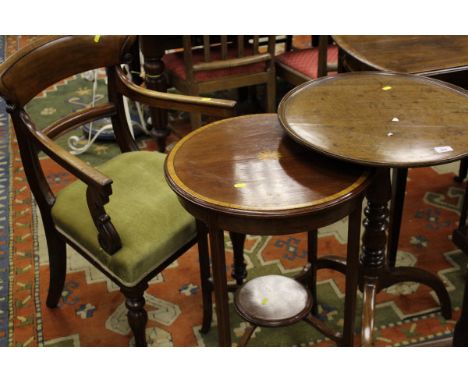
[234, 275, 312, 327]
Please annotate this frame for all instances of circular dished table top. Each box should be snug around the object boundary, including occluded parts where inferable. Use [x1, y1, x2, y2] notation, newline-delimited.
[164, 114, 371, 220]
[278, 72, 468, 168]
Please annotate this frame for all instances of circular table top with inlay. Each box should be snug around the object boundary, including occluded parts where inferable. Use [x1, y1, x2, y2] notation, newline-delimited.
[278, 72, 468, 168]
[165, 114, 371, 217]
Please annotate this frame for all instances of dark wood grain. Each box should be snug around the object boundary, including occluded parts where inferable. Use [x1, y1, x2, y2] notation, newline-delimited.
[279, 72, 468, 168]
[167, 114, 370, 216]
[334, 35, 468, 76]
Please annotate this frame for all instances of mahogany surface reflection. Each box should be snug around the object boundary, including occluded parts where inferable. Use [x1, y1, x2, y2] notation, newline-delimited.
[279, 72, 468, 168]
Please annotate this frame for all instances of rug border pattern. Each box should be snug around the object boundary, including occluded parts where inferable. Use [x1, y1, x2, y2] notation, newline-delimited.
[0, 34, 10, 346]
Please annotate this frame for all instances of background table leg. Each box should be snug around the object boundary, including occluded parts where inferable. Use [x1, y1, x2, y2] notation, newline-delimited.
[453, 275, 468, 346]
[307, 230, 318, 315]
[229, 232, 247, 286]
[387, 167, 408, 268]
[209, 227, 232, 346]
[139, 36, 170, 152]
[342, 206, 362, 346]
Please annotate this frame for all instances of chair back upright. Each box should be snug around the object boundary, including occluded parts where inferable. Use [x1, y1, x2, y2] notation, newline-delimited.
[182, 35, 276, 83]
[276, 35, 338, 87]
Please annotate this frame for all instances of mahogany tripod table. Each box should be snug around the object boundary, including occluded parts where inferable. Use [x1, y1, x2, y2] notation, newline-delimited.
[333, 36, 468, 270]
[278, 71, 468, 345]
[165, 114, 372, 346]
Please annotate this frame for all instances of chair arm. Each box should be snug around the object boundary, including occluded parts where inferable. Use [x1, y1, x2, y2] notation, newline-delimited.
[17, 109, 122, 254]
[114, 65, 237, 117]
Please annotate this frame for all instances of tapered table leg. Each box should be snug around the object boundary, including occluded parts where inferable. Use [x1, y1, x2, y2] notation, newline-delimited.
[208, 227, 232, 346]
[196, 220, 213, 334]
[308, 230, 319, 315]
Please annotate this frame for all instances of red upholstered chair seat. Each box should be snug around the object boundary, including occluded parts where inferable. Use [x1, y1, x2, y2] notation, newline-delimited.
[276, 45, 338, 79]
[163, 47, 267, 82]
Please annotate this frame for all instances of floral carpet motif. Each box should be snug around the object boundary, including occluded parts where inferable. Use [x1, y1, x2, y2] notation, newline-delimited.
[1, 36, 467, 346]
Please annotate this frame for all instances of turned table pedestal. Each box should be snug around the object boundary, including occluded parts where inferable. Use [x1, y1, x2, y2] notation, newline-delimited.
[278, 72, 468, 345]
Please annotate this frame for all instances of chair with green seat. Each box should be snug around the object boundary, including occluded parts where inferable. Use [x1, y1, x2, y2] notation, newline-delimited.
[0, 35, 236, 346]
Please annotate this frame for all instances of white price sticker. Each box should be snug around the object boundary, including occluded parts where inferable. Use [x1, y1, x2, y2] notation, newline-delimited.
[434, 146, 454, 153]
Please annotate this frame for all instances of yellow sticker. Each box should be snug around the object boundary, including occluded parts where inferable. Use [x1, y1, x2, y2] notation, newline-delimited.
[382, 85, 392, 91]
[257, 150, 282, 160]
[234, 183, 246, 188]
[261, 298, 268, 305]
[94, 35, 101, 43]
[201, 97, 212, 101]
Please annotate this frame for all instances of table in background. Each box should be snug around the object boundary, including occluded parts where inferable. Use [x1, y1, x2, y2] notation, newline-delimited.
[334, 35, 468, 86]
[278, 71, 468, 345]
[139, 36, 181, 152]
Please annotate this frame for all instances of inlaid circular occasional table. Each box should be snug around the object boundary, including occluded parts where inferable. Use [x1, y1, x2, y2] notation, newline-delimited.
[278, 71, 468, 345]
[165, 114, 373, 346]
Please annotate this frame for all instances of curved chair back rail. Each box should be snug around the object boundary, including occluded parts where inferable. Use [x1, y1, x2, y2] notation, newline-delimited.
[0, 35, 136, 106]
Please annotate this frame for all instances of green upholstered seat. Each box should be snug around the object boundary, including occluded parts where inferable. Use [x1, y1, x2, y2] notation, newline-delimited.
[51, 151, 196, 287]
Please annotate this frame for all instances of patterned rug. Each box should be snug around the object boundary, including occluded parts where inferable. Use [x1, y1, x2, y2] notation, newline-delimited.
[1, 35, 467, 347]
